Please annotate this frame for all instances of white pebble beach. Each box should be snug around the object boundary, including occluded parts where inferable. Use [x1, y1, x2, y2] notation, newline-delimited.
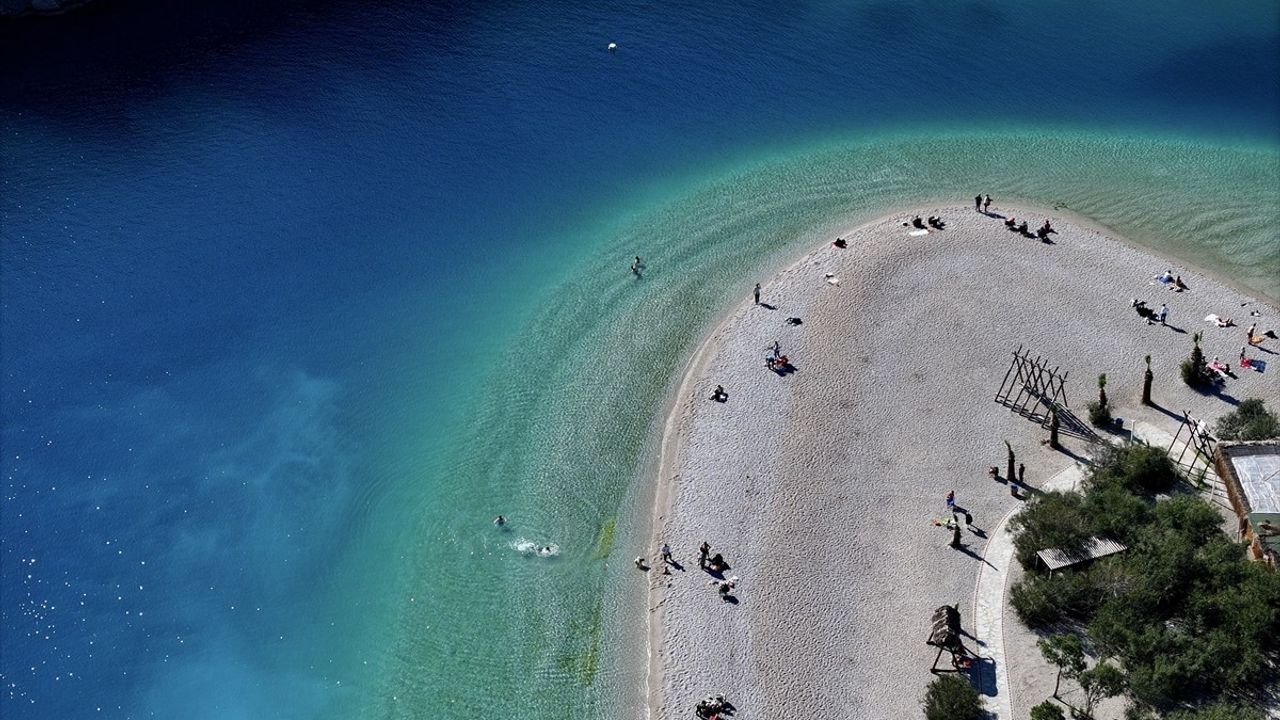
[644, 204, 1280, 719]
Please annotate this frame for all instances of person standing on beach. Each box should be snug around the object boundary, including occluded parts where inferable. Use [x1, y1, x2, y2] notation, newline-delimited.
[1158, 303, 1169, 325]
[974, 194, 982, 212]
[660, 542, 673, 564]
[945, 490, 955, 511]
[984, 195, 992, 213]
[1018, 463, 1026, 486]
[698, 541, 711, 568]
[753, 283, 761, 305]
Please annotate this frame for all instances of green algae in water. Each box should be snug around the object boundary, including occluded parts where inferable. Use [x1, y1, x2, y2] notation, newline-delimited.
[593, 518, 617, 560]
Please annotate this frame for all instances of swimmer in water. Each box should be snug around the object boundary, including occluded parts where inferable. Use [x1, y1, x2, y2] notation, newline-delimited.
[494, 515, 506, 526]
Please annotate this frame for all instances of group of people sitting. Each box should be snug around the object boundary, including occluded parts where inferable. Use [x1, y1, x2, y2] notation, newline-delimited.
[694, 695, 735, 719]
[905, 215, 946, 230]
[1003, 216, 1057, 241]
[1155, 270, 1191, 292]
[709, 385, 729, 403]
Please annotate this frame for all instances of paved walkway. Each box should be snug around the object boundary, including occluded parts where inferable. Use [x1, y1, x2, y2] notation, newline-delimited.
[971, 462, 1085, 719]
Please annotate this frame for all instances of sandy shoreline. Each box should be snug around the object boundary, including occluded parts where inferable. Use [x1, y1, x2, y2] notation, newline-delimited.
[643, 203, 1280, 719]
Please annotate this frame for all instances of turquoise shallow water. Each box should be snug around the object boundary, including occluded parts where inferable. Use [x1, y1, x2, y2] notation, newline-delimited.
[1, 1, 1278, 718]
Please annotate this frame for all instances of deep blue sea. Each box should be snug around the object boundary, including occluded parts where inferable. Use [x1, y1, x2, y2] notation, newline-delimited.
[2, 1, 1278, 718]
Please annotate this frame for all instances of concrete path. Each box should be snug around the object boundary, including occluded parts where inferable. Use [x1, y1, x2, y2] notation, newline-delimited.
[972, 463, 1085, 719]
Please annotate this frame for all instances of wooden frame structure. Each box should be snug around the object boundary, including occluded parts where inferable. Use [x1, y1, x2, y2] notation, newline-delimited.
[995, 346, 1070, 425]
[1167, 407, 1213, 468]
[926, 604, 974, 673]
[1170, 410, 1216, 481]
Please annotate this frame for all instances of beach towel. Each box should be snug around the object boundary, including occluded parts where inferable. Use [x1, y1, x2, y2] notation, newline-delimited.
[909, 229, 929, 237]
[1251, 359, 1267, 373]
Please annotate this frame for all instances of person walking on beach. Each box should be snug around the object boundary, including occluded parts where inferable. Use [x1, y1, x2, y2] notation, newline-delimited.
[660, 543, 673, 564]
[983, 195, 992, 213]
[698, 541, 711, 568]
[945, 490, 956, 511]
[1018, 462, 1026, 486]
[753, 283, 761, 305]
[1157, 303, 1169, 325]
[974, 194, 982, 212]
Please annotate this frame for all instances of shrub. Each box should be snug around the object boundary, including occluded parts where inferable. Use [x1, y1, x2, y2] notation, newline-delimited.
[1011, 570, 1111, 627]
[1010, 491, 1091, 569]
[1087, 400, 1112, 427]
[1166, 702, 1266, 720]
[1180, 331, 1219, 390]
[922, 674, 982, 720]
[1216, 398, 1280, 441]
[1030, 700, 1067, 720]
[1085, 443, 1177, 494]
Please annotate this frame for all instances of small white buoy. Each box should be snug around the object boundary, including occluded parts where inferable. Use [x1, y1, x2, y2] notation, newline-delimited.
[607, 42, 617, 52]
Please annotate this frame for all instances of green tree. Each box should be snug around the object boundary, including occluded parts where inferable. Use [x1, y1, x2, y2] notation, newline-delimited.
[1030, 700, 1067, 720]
[1011, 491, 1091, 569]
[921, 674, 982, 720]
[1038, 634, 1085, 699]
[1166, 702, 1266, 720]
[1181, 331, 1218, 388]
[1216, 398, 1280, 441]
[1076, 662, 1125, 719]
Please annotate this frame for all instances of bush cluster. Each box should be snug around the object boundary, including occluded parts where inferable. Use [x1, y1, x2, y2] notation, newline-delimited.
[1216, 398, 1280, 441]
[921, 674, 982, 720]
[1009, 444, 1280, 713]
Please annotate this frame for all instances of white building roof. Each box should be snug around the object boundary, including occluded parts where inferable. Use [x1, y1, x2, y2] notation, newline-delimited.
[1223, 444, 1280, 514]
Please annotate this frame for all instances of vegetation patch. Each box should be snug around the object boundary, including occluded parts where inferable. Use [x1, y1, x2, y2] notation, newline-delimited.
[921, 674, 982, 720]
[1009, 443, 1280, 715]
[1216, 398, 1280, 441]
[592, 517, 617, 560]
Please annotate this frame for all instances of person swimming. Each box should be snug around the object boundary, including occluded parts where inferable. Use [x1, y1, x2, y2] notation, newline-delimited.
[494, 515, 506, 526]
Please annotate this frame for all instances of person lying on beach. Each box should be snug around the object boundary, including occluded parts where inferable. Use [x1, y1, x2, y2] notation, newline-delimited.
[1208, 315, 1235, 328]
[1209, 356, 1235, 378]
[927, 216, 945, 229]
[1156, 270, 1174, 284]
[911, 216, 926, 229]
[1004, 216, 1017, 228]
[1132, 299, 1155, 321]
[832, 237, 847, 248]
[706, 553, 728, 572]
[710, 385, 728, 402]
[785, 317, 802, 325]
